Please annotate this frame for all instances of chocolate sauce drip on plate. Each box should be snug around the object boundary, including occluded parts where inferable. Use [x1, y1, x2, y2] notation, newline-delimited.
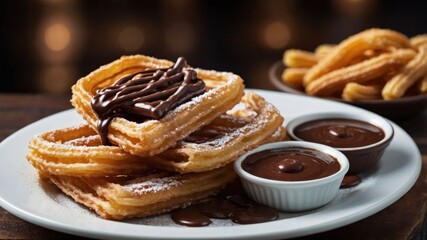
[231, 204, 279, 224]
[170, 181, 279, 227]
[340, 175, 362, 188]
[91, 57, 206, 145]
[171, 172, 362, 226]
[171, 208, 212, 227]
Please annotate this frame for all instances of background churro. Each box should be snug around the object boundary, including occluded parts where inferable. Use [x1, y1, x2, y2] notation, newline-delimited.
[305, 49, 415, 96]
[283, 49, 318, 68]
[342, 82, 383, 101]
[382, 43, 427, 99]
[281, 68, 308, 88]
[281, 28, 427, 101]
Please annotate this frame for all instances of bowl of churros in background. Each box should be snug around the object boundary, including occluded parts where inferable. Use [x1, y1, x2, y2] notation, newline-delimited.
[269, 28, 427, 119]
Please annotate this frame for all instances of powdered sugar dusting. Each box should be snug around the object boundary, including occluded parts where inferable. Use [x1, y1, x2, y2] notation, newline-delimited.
[227, 103, 258, 119]
[155, 75, 237, 122]
[123, 177, 183, 194]
[185, 118, 270, 150]
[64, 135, 100, 146]
[271, 127, 284, 139]
[330, 175, 376, 204]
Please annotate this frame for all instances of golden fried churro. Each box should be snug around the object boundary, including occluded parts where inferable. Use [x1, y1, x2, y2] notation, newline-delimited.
[28, 92, 285, 176]
[71, 55, 244, 157]
[382, 45, 427, 99]
[46, 164, 236, 220]
[418, 74, 427, 93]
[281, 68, 308, 88]
[27, 124, 151, 177]
[410, 35, 427, 94]
[304, 29, 411, 86]
[314, 44, 335, 58]
[283, 49, 318, 68]
[342, 82, 383, 101]
[348, 49, 386, 65]
[306, 49, 416, 96]
[410, 34, 427, 49]
[148, 92, 285, 173]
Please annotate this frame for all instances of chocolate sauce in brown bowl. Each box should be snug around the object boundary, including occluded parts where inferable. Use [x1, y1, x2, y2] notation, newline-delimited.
[241, 147, 340, 181]
[292, 118, 385, 149]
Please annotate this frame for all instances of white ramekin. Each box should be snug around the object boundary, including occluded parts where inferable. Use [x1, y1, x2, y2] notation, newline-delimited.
[286, 111, 394, 175]
[234, 141, 349, 212]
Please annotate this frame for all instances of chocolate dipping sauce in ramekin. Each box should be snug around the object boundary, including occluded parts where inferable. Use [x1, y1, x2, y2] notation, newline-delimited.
[234, 141, 349, 212]
[287, 112, 394, 175]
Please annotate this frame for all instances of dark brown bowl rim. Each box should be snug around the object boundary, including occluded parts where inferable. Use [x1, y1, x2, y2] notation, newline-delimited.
[286, 112, 394, 152]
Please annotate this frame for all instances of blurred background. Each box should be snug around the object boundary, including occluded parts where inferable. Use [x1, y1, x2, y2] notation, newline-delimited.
[1, 0, 427, 95]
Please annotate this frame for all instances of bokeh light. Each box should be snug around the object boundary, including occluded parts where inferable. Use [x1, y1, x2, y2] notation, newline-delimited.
[333, 0, 375, 19]
[44, 23, 71, 52]
[118, 26, 145, 52]
[165, 22, 195, 53]
[263, 21, 291, 49]
[38, 66, 75, 94]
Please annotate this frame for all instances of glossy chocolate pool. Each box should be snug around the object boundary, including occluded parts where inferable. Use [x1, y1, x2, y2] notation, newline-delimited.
[293, 118, 385, 148]
[241, 147, 340, 181]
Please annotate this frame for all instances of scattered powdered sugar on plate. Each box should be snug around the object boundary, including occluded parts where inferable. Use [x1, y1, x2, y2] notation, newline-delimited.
[37, 177, 96, 217]
[330, 175, 377, 205]
[127, 215, 240, 227]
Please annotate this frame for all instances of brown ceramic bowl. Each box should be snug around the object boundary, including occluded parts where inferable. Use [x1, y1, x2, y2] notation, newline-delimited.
[269, 61, 427, 120]
[286, 112, 394, 175]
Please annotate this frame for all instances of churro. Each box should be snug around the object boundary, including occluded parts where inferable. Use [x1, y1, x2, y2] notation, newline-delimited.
[46, 164, 236, 220]
[342, 82, 383, 101]
[382, 44, 427, 99]
[281, 68, 308, 88]
[27, 124, 151, 177]
[280, 29, 427, 101]
[419, 74, 427, 93]
[304, 28, 411, 86]
[148, 92, 285, 173]
[28, 92, 285, 176]
[283, 49, 318, 68]
[71, 55, 244, 157]
[25, 49, 291, 223]
[314, 44, 335, 58]
[306, 49, 416, 96]
[410, 34, 427, 49]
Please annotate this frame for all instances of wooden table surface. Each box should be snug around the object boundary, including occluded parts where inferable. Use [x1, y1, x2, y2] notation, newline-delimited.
[0, 93, 426, 240]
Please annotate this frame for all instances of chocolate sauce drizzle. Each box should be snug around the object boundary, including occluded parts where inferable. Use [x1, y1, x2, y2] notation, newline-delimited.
[91, 57, 206, 145]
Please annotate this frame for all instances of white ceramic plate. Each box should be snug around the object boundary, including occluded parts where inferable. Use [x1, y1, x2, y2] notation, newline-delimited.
[0, 90, 421, 239]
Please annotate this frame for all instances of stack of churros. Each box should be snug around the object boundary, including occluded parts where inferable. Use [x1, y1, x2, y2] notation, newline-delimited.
[27, 55, 285, 220]
[282, 28, 427, 101]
